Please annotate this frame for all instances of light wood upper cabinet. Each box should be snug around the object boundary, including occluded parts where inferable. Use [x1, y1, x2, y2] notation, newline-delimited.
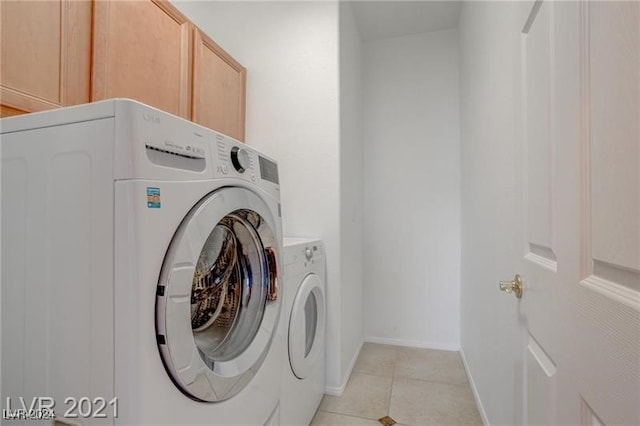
[92, 0, 192, 118]
[1, 0, 246, 138]
[0, 0, 92, 116]
[192, 29, 246, 141]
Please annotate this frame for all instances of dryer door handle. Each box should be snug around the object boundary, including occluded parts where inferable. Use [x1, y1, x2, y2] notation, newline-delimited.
[265, 247, 279, 302]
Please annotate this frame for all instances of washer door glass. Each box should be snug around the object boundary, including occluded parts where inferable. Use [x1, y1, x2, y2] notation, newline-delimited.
[156, 187, 281, 402]
[303, 291, 318, 357]
[192, 211, 269, 362]
[289, 274, 325, 380]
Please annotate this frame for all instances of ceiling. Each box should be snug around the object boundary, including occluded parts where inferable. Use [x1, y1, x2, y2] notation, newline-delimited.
[350, 1, 462, 42]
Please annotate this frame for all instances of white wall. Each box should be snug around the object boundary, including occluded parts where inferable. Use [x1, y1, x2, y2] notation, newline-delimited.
[458, 2, 523, 424]
[338, 1, 364, 389]
[362, 29, 461, 350]
[172, 0, 363, 392]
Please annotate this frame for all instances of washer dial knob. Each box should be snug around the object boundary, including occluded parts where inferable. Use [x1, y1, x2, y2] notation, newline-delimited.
[305, 247, 313, 261]
[230, 147, 250, 173]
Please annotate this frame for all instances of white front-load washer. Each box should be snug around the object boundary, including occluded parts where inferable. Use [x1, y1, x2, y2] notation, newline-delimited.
[280, 238, 326, 426]
[1, 99, 284, 425]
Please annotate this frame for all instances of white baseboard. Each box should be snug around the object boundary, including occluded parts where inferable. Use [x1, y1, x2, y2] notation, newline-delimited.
[324, 338, 364, 396]
[364, 336, 460, 352]
[460, 347, 489, 426]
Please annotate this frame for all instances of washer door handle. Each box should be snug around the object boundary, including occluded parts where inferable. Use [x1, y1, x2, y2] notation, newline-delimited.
[266, 247, 278, 302]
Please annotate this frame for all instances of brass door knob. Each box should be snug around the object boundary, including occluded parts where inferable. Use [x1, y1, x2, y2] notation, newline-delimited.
[499, 274, 523, 299]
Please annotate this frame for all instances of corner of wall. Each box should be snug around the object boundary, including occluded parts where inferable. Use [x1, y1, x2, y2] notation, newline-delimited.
[459, 347, 490, 425]
[324, 338, 363, 396]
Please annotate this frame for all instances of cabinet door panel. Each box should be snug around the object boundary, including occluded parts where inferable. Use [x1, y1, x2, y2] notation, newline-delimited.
[0, 105, 27, 118]
[192, 29, 246, 141]
[92, 0, 191, 118]
[0, 0, 91, 113]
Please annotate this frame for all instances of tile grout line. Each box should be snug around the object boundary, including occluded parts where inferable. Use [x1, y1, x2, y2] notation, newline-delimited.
[349, 370, 394, 380]
[393, 375, 471, 389]
[316, 408, 381, 422]
[386, 347, 398, 421]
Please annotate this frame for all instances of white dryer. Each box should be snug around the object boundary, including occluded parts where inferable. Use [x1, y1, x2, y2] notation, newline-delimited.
[1, 99, 284, 425]
[280, 238, 327, 426]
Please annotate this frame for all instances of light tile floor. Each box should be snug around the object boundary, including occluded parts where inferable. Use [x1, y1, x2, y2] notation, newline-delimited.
[310, 343, 483, 426]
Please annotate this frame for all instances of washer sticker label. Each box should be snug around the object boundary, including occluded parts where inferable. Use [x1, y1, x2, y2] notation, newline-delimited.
[147, 187, 161, 208]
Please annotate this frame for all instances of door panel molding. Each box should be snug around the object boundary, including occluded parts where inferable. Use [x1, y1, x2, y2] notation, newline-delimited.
[521, 0, 558, 270]
[578, 0, 640, 309]
[527, 334, 557, 377]
[526, 334, 558, 425]
[525, 243, 557, 272]
[580, 398, 604, 426]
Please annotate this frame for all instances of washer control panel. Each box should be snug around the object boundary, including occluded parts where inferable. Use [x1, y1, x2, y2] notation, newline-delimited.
[283, 239, 325, 278]
[212, 133, 279, 187]
[231, 146, 251, 173]
[213, 134, 258, 182]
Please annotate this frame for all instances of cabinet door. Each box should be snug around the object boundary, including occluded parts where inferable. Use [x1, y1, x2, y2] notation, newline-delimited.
[92, 0, 192, 118]
[0, 0, 91, 115]
[192, 29, 246, 141]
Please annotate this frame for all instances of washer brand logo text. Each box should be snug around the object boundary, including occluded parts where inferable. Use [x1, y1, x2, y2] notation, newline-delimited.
[143, 111, 160, 124]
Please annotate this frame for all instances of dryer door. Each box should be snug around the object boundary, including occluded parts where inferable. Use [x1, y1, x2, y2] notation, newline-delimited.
[156, 187, 281, 402]
[289, 273, 326, 379]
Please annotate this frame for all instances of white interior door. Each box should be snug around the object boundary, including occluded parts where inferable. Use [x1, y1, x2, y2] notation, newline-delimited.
[574, 1, 640, 423]
[513, 1, 640, 424]
[517, 2, 569, 422]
